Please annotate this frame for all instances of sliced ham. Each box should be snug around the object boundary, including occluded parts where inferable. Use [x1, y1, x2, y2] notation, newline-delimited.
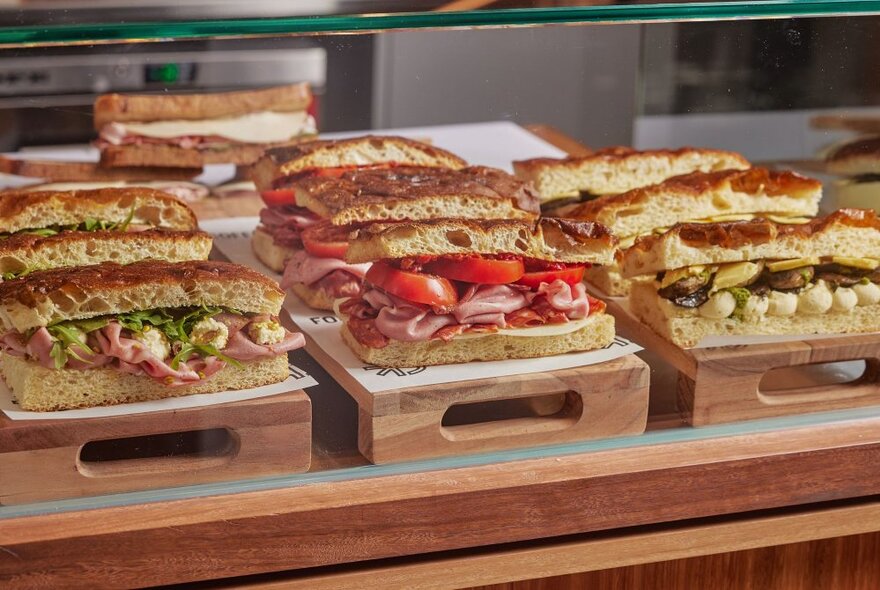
[315, 270, 363, 300]
[454, 284, 529, 327]
[533, 280, 590, 319]
[223, 330, 305, 361]
[281, 249, 370, 289]
[360, 288, 455, 342]
[259, 206, 322, 248]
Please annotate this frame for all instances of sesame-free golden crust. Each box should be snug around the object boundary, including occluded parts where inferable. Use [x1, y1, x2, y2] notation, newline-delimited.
[93, 83, 313, 129]
[827, 137, 880, 162]
[628, 208, 880, 254]
[568, 168, 821, 220]
[263, 136, 467, 172]
[0, 156, 202, 182]
[0, 228, 211, 254]
[0, 260, 282, 309]
[513, 146, 749, 172]
[296, 165, 540, 217]
[0, 187, 197, 230]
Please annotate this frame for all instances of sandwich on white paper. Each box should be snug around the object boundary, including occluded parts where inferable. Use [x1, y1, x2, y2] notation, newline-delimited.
[250, 136, 540, 311]
[337, 217, 616, 367]
[0, 260, 305, 411]
[569, 167, 823, 296]
[512, 146, 750, 206]
[621, 208, 880, 348]
[0, 187, 210, 279]
[95, 83, 316, 168]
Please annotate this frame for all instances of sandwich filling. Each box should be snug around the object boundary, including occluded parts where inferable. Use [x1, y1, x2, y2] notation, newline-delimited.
[0, 305, 304, 386]
[98, 111, 317, 149]
[338, 255, 604, 347]
[654, 256, 880, 321]
[280, 222, 369, 300]
[24, 181, 209, 203]
[0, 209, 137, 240]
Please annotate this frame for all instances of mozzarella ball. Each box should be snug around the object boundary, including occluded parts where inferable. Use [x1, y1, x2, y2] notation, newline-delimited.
[767, 291, 798, 316]
[832, 287, 858, 312]
[698, 291, 737, 319]
[740, 295, 769, 321]
[797, 280, 833, 315]
[854, 282, 880, 306]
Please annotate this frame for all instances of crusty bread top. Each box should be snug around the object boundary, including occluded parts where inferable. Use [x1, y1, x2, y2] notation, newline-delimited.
[621, 208, 880, 277]
[0, 187, 197, 232]
[0, 260, 284, 333]
[0, 228, 211, 255]
[94, 82, 312, 129]
[250, 136, 467, 190]
[346, 217, 616, 265]
[513, 146, 750, 200]
[0, 156, 202, 182]
[294, 165, 539, 223]
[568, 168, 821, 237]
[826, 136, 880, 175]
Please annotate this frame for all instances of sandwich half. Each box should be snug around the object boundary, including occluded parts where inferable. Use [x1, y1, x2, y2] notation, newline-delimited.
[95, 83, 316, 168]
[570, 168, 823, 296]
[0, 260, 305, 411]
[0, 187, 209, 278]
[620, 209, 880, 348]
[513, 146, 750, 206]
[250, 136, 541, 311]
[337, 218, 616, 367]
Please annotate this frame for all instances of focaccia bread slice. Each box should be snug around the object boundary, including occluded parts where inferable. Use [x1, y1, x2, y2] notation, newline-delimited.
[294, 165, 539, 225]
[94, 82, 312, 128]
[0, 187, 197, 232]
[341, 313, 614, 367]
[826, 136, 880, 176]
[99, 143, 294, 169]
[0, 156, 201, 182]
[621, 209, 880, 277]
[346, 218, 617, 265]
[0, 229, 212, 279]
[513, 146, 749, 202]
[0, 260, 284, 333]
[252, 226, 295, 273]
[250, 135, 467, 192]
[568, 168, 821, 239]
[629, 279, 880, 348]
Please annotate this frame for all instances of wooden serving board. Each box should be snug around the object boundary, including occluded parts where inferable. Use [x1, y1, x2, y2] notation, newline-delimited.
[303, 334, 649, 463]
[0, 389, 311, 505]
[606, 298, 880, 426]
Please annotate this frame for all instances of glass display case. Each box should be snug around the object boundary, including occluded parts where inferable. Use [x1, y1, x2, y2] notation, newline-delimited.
[4, 2, 880, 588]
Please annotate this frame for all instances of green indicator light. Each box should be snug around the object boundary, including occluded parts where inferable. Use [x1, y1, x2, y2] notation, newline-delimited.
[158, 63, 179, 83]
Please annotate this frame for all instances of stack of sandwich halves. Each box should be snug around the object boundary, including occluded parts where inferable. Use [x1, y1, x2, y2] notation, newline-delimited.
[515, 147, 880, 347]
[0, 187, 305, 411]
[250, 136, 619, 367]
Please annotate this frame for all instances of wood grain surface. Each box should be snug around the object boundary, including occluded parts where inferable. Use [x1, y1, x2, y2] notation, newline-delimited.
[0, 390, 311, 505]
[5, 413, 880, 588]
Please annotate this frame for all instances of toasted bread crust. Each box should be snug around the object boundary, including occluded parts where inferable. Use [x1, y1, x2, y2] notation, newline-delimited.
[93, 83, 313, 129]
[294, 165, 540, 223]
[826, 137, 880, 175]
[98, 141, 310, 168]
[0, 187, 197, 232]
[0, 228, 210, 254]
[513, 146, 750, 201]
[250, 136, 467, 191]
[347, 217, 616, 265]
[0, 156, 202, 182]
[621, 208, 880, 276]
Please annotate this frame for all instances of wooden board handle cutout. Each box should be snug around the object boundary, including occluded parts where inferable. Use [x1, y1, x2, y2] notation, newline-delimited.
[758, 359, 880, 407]
[76, 427, 241, 478]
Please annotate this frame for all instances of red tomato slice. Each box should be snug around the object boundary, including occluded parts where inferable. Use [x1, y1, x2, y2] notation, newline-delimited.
[516, 266, 586, 289]
[366, 261, 458, 308]
[301, 222, 349, 259]
[423, 256, 524, 284]
[261, 189, 297, 207]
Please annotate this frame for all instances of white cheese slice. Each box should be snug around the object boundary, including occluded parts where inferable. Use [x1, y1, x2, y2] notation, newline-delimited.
[115, 111, 316, 144]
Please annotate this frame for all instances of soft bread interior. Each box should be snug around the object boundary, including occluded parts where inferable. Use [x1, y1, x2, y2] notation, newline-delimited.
[0, 230, 212, 276]
[290, 282, 336, 311]
[629, 280, 880, 348]
[1, 353, 290, 412]
[0, 260, 284, 333]
[621, 213, 880, 277]
[346, 218, 615, 265]
[0, 188, 197, 232]
[584, 264, 633, 298]
[251, 227, 295, 273]
[341, 312, 615, 368]
[513, 149, 749, 201]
